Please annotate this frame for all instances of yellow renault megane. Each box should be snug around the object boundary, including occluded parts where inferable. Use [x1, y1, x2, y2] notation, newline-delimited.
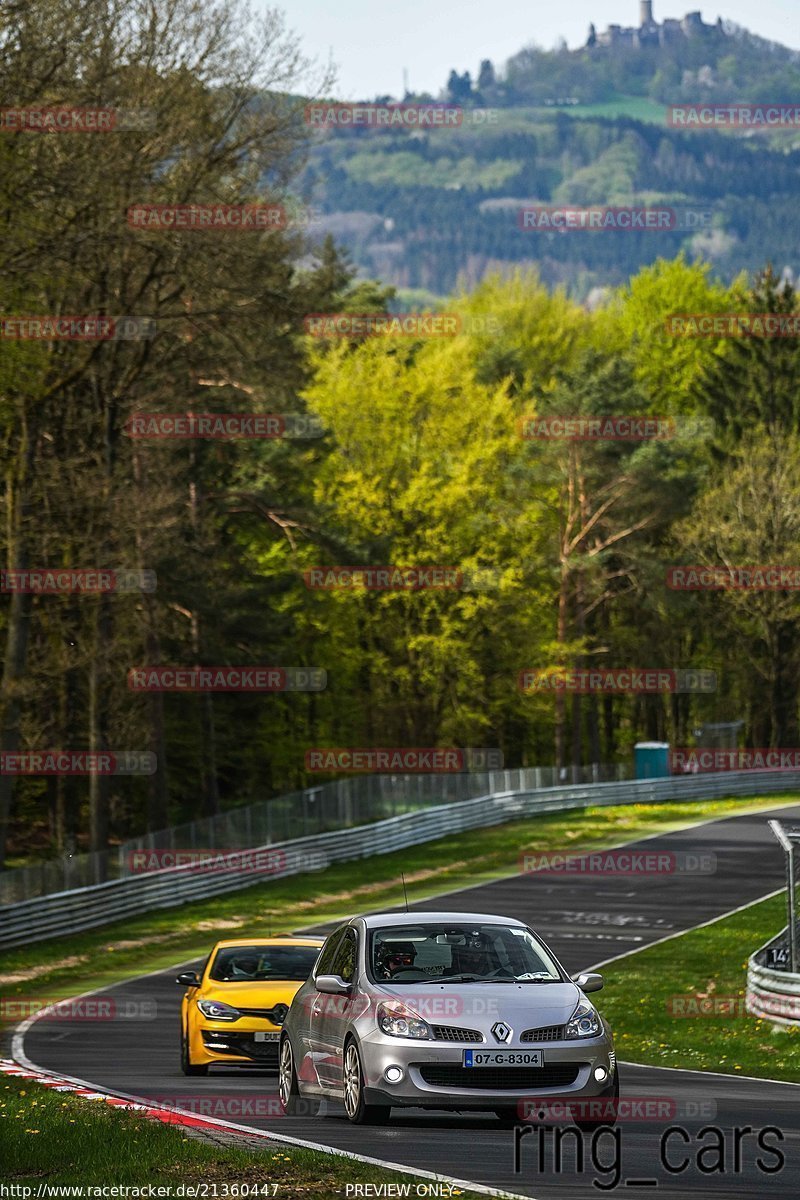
[178, 936, 324, 1074]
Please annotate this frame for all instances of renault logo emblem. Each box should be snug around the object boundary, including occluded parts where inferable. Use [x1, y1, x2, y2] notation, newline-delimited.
[492, 1021, 512, 1042]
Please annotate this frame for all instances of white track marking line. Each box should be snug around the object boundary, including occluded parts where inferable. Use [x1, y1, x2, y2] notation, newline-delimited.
[585, 885, 800, 1090]
[11, 1012, 532, 1200]
[585, 885, 787, 972]
[11, 798, 800, 1195]
[617, 1060, 800, 1089]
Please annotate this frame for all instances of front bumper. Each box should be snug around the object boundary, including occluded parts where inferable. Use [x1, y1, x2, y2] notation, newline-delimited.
[359, 1029, 614, 1110]
[197, 1025, 282, 1065]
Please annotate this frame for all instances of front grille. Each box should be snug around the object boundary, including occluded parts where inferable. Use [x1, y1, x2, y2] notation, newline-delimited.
[235, 1007, 287, 1024]
[418, 1064, 581, 1090]
[521, 1025, 566, 1043]
[431, 1025, 483, 1043]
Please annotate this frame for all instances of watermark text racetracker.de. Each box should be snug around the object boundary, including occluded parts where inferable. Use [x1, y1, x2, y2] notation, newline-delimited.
[149, 1093, 285, 1119]
[0, 1189, 281, 1199]
[304, 101, 497, 128]
[124, 414, 324, 440]
[520, 848, 716, 876]
[304, 748, 503, 773]
[127, 667, 326, 692]
[667, 103, 800, 128]
[127, 205, 287, 231]
[667, 565, 800, 590]
[0, 997, 156, 1021]
[0, 106, 156, 132]
[667, 993, 800, 1019]
[299, 992, 501, 1024]
[304, 313, 500, 338]
[666, 314, 800, 338]
[302, 565, 500, 592]
[517, 1096, 717, 1124]
[518, 205, 711, 231]
[0, 316, 155, 340]
[520, 416, 675, 441]
[1, 751, 155, 776]
[1, 569, 155, 593]
[127, 847, 328, 875]
[519, 668, 716, 694]
[671, 748, 800, 772]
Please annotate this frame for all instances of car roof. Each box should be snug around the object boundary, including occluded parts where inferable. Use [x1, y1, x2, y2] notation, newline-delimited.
[356, 912, 525, 929]
[212, 936, 324, 948]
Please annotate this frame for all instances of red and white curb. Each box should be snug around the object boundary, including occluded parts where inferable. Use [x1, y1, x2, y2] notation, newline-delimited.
[1, 1057, 230, 1133]
[1, 1056, 529, 1199]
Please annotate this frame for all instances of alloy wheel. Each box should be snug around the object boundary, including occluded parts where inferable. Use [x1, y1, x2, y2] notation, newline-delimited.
[279, 1038, 294, 1108]
[343, 1043, 361, 1118]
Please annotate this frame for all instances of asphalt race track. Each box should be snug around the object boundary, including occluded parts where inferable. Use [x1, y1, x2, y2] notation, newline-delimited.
[20, 803, 800, 1199]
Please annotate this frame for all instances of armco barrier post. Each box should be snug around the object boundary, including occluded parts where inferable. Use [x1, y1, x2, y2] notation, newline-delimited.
[769, 819, 799, 973]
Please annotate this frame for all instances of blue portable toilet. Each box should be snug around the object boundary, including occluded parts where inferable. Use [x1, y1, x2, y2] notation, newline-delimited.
[634, 741, 670, 779]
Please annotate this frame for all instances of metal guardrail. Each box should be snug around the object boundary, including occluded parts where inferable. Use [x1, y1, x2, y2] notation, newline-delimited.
[0, 763, 629, 903]
[745, 818, 800, 1025]
[746, 929, 800, 1025]
[1, 767, 799, 950]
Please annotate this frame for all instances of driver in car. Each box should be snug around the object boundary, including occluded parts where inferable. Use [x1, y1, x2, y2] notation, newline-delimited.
[376, 941, 417, 979]
[229, 955, 260, 979]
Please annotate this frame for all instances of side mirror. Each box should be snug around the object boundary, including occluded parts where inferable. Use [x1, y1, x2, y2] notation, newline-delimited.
[176, 971, 201, 988]
[572, 972, 604, 994]
[315, 974, 353, 996]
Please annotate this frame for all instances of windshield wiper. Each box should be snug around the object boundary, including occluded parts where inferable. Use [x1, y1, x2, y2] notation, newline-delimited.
[470, 976, 560, 984]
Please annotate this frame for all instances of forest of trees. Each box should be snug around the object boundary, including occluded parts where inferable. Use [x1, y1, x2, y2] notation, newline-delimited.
[2, 0, 800, 869]
[301, 114, 800, 296]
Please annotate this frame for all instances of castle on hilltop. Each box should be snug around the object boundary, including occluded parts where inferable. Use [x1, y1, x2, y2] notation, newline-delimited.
[587, 2, 724, 48]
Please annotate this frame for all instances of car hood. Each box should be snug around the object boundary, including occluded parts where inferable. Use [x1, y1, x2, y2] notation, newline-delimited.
[375, 981, 583, 1031]
[200, 980, 303, 1007]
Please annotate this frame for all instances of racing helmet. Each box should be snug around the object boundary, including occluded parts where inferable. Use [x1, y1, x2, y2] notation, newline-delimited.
[376, 940, 417, 976]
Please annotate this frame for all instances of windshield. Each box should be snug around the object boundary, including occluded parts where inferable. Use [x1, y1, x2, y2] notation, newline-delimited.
[368, 923, 563, 984]
[209, 945, 320, 982]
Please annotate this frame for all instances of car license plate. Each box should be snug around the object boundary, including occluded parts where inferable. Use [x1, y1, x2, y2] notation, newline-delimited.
[463, 1049, 543, 1067]
[254, 1032, 280, 1042]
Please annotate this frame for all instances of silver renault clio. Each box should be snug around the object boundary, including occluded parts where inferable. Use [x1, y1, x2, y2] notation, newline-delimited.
[279, 911, 618, 1126]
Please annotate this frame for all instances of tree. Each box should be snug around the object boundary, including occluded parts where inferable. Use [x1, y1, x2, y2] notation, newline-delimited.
[477, 60, 496, 91]
[676, 433, 800, 747]
[0, 0, 326, 863]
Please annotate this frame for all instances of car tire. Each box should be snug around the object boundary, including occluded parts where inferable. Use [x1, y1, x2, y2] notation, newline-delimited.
[279, 1035, 320, 1117]
[342, 1039, 390, 1125]
[572, 1067, 620, 1131]
[181, 1025, 209, 1076]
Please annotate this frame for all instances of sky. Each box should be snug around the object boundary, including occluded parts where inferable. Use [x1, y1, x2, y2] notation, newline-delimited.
[268, 0, 799, 100]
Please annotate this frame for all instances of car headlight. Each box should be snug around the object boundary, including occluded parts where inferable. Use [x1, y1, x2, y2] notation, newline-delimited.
[565, 1000, 602, 1039]
[197, 999, 241, 1021]
[376, 1001, 430, 1039]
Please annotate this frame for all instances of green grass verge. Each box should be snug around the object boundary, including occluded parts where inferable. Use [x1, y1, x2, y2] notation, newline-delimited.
[0, 1074, 488, 1194]
[598, 891, 800, 1083]
[1, 793, 796, 1009]
[541, 95, 667, 122]
[484, 96, 667, 129]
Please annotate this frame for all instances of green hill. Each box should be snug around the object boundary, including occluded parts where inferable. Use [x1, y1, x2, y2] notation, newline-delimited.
[293, 10, 800, 298]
